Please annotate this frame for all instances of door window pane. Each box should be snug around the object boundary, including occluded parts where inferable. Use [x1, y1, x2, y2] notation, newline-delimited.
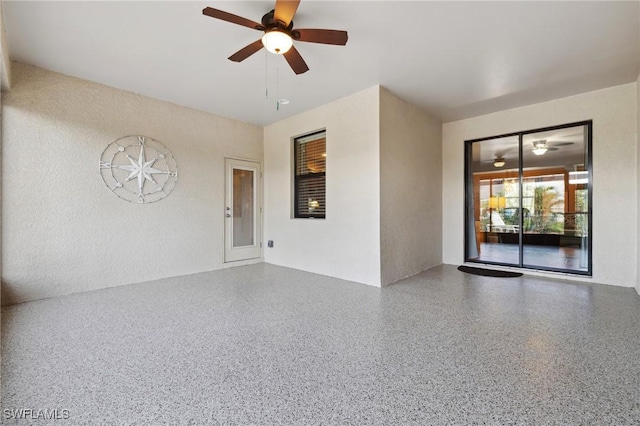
[232, 168, 254, 247]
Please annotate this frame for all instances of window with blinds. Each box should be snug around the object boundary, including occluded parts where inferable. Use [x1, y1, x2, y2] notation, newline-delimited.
[294, 130, 326, 218]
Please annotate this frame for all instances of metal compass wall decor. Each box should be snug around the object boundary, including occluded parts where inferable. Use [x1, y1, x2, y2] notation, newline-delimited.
[99, 135, 178, 204]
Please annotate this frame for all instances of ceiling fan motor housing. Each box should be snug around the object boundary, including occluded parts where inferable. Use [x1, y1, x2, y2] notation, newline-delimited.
[262, 10, 294, 33]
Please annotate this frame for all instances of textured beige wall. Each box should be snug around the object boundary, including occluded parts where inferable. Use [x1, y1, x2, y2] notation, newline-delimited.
[1, 63, 263, 304]
[443, 83, 638, 288]
[263, 86, 381, 286]
[379, 87, 442, 285]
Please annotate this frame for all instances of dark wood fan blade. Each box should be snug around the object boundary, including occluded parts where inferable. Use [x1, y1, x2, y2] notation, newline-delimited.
[547, 147, 559, 151]
[274, 0, 300, 27]
[203, 7, 264, 31]
[294, 29, 348, 45]
[283, 46, 309, 74]
[549, 142, 574, 147]
[228, 39, 264, 62]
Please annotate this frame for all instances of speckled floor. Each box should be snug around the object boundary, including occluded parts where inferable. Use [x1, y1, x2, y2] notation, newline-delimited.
[2, 264, 640, 425]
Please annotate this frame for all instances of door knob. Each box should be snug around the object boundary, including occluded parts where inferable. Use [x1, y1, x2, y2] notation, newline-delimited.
[226, 214, 231, 218]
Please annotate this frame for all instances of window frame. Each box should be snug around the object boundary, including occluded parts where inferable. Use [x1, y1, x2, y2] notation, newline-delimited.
[293, 130, 326, 219]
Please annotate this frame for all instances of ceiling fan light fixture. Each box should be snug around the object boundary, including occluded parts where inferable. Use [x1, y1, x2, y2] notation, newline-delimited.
[532, 147, 548, 156]
[532, 140, 548, 156]
[493, 159, 506, 168]
[262, 29, 293, 54]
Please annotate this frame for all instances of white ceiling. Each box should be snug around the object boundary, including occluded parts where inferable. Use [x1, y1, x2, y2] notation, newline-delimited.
[3, 1, 639, 127]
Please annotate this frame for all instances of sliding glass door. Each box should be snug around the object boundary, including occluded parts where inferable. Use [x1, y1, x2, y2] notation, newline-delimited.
[466, 135, 521, 266]
[465, 121, 592, 275]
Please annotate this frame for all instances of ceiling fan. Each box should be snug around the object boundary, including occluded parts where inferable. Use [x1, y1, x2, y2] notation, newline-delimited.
[531, 139, 573, 156]
[202, 0, 348, 75]
[529, 129, 580, 155]
[481, 148, 512, 168]
[492, 156, 506, 168]
[481, 155, 507, 168]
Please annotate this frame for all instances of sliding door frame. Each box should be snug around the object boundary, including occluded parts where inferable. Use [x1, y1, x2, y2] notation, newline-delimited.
[464, 120, 593, 276]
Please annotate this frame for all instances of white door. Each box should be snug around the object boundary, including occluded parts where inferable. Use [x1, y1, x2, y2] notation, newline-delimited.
[224, 158, 262, 262]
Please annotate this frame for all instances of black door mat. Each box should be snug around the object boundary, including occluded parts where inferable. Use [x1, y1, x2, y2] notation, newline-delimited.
[458, 265, 523, 278]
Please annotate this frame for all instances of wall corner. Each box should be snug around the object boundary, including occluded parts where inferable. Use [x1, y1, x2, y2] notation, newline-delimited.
[0, 3, 12, 91]
[379, 88, 443, 285]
